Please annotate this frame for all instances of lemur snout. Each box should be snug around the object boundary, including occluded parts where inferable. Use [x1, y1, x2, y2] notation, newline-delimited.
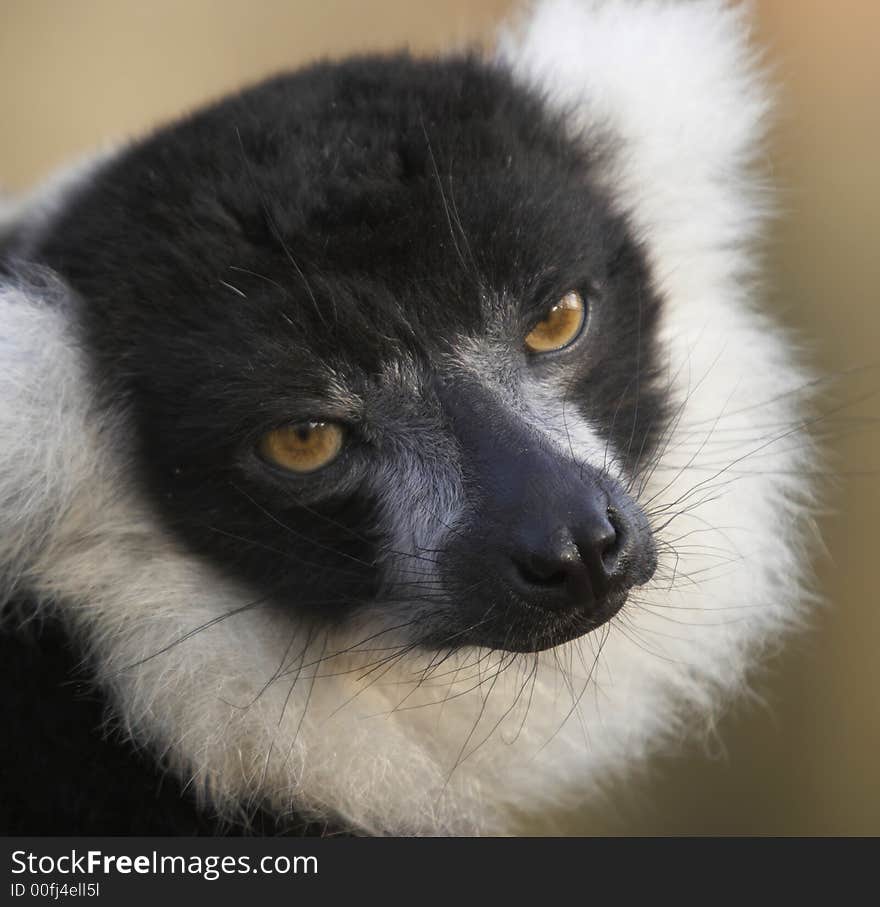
[436, 378, 657, 651]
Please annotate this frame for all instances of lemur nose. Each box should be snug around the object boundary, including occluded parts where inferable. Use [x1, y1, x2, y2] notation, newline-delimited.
[509, 516, 621, 613]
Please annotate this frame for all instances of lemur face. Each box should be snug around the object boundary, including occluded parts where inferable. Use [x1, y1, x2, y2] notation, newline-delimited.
[39, 57, 666, 655]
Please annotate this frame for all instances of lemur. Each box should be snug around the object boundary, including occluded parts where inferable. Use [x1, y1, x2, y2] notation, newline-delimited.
[0, 0, 816, 835]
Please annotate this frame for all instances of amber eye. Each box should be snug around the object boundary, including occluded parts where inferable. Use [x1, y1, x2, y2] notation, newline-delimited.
[524, 290, 586, 353]
[259, 422, 344, 474]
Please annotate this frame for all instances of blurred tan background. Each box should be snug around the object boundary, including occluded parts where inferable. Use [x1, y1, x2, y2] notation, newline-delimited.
[1, 0, 877, 834]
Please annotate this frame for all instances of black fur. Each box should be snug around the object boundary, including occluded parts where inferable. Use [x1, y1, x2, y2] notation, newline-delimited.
[0, 614, 342, 835]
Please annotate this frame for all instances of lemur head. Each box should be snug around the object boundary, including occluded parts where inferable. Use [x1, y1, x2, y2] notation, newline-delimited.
[40, 55, 663, 656]
[0, 0, 817, 835]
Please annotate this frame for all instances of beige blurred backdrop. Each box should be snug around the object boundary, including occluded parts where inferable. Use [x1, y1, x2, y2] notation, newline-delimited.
[1, 0, 877, 835]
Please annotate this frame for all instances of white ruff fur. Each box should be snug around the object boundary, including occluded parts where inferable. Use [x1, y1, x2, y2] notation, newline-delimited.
[0, 1, 817, 835]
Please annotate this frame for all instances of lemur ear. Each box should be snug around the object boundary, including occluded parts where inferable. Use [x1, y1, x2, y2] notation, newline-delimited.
[497, 0, 771, 293]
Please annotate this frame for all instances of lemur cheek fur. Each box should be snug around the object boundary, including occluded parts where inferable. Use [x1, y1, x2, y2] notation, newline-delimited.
[0, 0, 818, 836]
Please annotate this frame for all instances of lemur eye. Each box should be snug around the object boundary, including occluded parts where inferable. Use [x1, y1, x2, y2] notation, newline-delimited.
[524, 290, 586, 353]
[259, 422, 344, 473]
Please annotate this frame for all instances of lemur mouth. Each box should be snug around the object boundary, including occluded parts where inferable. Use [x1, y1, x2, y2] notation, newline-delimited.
[511, 586, 632, 652]
[425, 584, 636, 654]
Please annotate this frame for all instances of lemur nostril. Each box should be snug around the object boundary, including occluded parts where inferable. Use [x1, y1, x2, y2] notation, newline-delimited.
[601, 507, 624, 572]
[515, 558, 568, 588]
